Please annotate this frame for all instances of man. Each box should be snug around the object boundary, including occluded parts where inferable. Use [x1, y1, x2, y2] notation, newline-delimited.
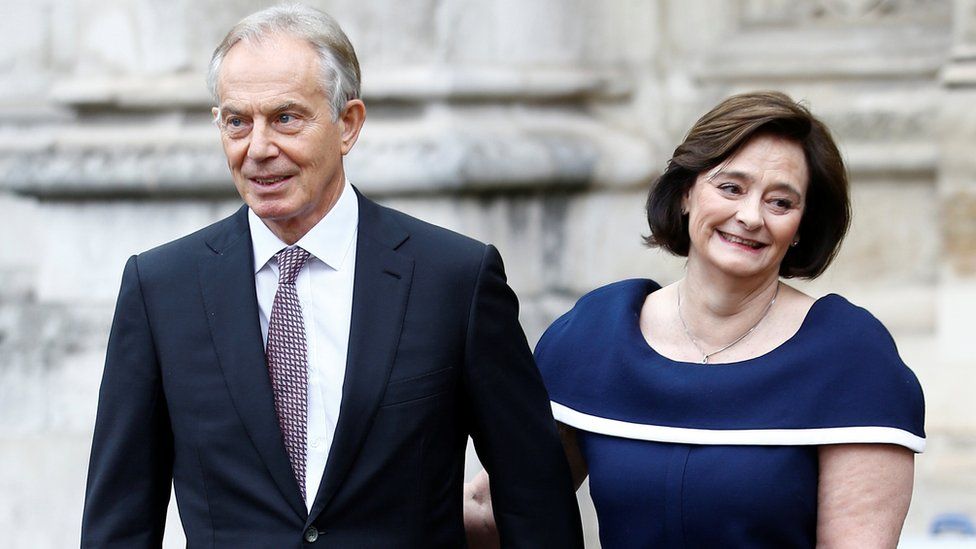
[81, 4, 582, 548]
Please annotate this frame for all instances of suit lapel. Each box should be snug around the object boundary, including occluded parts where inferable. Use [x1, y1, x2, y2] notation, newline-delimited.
[198, 206, 307, 519]
[307, 191, 414, 522]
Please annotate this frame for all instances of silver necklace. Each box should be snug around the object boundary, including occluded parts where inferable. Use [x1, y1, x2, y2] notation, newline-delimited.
[676, 281, 779, 364]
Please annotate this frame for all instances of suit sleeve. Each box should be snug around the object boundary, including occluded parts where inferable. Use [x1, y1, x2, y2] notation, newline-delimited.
[81, 255, 174, 548]
[462, 244, 584, 548]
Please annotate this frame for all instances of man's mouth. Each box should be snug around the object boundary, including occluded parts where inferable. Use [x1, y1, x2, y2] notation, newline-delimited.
[717, 230, 766, 250]
[250, 175, 291, 186]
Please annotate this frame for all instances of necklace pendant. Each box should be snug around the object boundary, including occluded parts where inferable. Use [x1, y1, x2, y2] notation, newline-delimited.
[677, 280, 781, 368]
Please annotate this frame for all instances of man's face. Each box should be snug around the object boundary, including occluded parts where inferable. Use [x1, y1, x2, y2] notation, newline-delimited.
[214, 34, 362, 243]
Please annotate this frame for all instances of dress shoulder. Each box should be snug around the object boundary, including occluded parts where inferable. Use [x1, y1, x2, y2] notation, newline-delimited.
[797, 295, 926, 448]
[535, 279, 660, 370]
[534, 279, 660, 410]
[537, 288, 926, 453]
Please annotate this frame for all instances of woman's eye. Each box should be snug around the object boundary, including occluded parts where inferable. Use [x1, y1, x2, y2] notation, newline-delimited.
[718, 183, 742, 194]
[769, 198, 795, 211]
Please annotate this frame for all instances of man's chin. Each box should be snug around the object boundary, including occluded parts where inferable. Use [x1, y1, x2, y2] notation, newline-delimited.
[246, 201, 292, 221]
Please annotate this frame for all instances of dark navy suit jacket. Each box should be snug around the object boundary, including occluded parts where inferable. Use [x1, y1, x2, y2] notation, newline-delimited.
[81, 190, 583, 548]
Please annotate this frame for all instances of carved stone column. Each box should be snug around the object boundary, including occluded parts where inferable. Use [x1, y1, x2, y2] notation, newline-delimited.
[941, 7, 976, 373]
[938, 0, 976, 383]
[922, 0, 976, 531]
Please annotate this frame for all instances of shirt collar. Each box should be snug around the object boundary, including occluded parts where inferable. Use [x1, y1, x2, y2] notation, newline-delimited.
[248, 179, 359, 274]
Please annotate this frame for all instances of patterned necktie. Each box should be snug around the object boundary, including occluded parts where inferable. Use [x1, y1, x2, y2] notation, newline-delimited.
[266, 246, 311, 500]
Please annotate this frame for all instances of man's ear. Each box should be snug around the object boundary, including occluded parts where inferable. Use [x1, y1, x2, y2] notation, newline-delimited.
[338, 99, 366, 155]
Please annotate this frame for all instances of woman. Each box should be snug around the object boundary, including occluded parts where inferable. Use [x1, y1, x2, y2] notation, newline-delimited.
[465, 91, 925, 547]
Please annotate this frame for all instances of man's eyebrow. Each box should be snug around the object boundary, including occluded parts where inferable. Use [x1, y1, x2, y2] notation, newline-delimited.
[265, 101, 311, 114]
[216, 101, 313, 118]
[217, 105, 246, 117]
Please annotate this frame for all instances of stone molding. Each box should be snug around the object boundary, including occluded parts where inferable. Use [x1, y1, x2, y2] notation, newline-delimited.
[740, 0, 951, 26]
[47, 66, 631, 110]
[0, 112, 655, 198]
[11, 64, 644, 198]
[943, 0, 976, 85]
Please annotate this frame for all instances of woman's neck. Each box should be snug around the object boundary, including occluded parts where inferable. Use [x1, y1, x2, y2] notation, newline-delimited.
[679, 260, 781, 347]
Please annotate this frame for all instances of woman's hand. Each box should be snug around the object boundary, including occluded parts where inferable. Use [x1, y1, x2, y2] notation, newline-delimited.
[559, 423, 588, 490]
[463, 470, 500, 549]
[817, 443, 914, 548]
[462, 422, 587, 548]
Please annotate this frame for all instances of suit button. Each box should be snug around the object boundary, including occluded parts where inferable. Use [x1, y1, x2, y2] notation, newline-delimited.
[304, 526, 319, 543]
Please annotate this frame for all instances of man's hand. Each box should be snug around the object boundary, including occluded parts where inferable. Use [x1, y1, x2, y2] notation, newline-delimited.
[463, 470, 500, 549]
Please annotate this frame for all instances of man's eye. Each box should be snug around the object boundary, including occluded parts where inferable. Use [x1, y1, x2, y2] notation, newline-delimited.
[277, 114, 295, 124]
[227, 117, 244, 127]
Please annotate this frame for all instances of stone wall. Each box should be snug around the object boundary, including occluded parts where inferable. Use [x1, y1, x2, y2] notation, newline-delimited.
[0, 1, 973, 546]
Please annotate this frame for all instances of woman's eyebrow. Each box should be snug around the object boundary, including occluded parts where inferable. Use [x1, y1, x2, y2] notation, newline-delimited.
[707, 169, 750, 182]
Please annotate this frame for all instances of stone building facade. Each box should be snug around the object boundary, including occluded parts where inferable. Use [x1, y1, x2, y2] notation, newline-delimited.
[0, 0, 973, 546]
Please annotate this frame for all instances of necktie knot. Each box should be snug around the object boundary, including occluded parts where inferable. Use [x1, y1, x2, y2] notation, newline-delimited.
[275, 246, 310, 285]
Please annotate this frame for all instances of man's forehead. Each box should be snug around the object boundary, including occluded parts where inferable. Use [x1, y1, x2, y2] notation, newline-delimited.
[225, 32, 317, 61]
[216, 34, 323, 97]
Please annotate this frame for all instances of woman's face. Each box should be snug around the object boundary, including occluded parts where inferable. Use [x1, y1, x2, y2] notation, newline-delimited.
[682, 133, 808, 281]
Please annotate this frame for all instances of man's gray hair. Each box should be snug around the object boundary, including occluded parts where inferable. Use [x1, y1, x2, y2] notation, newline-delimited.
[207, 3, 361, 121]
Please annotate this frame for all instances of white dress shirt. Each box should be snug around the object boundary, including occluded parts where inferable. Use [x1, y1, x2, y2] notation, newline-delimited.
[248, 180, 358, 511]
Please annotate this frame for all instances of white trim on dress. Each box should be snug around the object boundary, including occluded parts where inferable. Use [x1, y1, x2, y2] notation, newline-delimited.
[551, 401, 926, 453]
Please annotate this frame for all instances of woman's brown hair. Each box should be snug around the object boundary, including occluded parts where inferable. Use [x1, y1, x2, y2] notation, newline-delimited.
[645, 90, 851, 279]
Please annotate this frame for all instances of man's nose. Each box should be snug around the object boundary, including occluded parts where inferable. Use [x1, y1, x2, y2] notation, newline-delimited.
[246, 120, 280, 161]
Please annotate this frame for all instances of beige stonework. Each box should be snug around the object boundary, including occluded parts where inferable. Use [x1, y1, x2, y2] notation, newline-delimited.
[945, 191, 976, 275]
[1, 0, 974, 546]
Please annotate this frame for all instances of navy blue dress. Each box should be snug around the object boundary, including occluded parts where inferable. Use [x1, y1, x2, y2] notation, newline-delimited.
[536, 279, 925, 548]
